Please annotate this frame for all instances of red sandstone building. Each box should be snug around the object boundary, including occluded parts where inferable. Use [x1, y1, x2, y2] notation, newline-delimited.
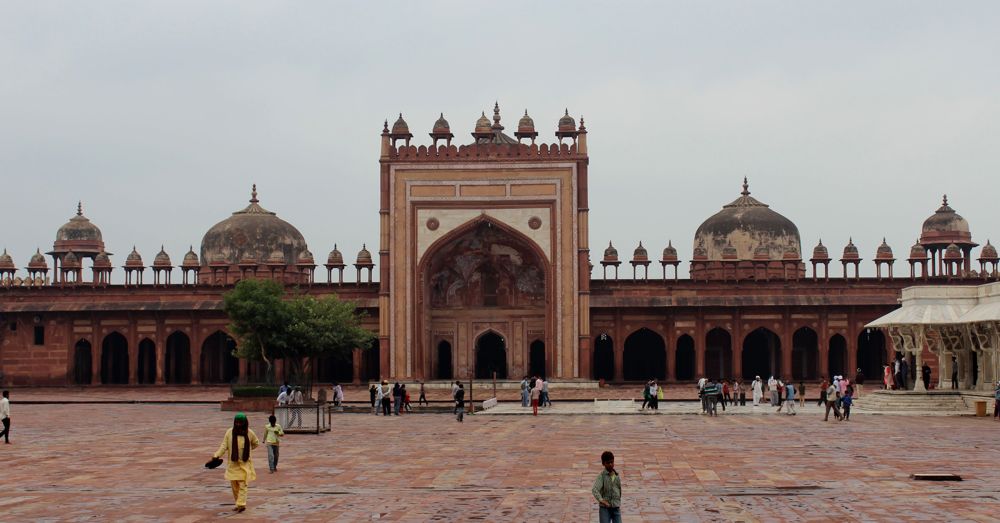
[1, 105, 997, 387]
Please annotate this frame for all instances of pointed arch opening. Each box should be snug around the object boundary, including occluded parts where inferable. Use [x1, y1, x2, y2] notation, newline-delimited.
[742, 328, 781, 380]
[475, 331, 507, 379]
[529, 339, 546, 378]
[200, 331, 238, 384]
[857, 329, 886, 381]
[73, 339, 92, 385]
[828, 334, 847, 379]
[317, 351, 353, 384]
[100, 332, 129, 384]
[137, 338, 156, 385]
[791, 327, 818, 380]
[165, 331, 191, 384]
[675, 335, 695, 381]
[705, 328, 732, 380]
[436, 340, 453, 380]
[623, 328, 665, 381]
[593, 334, 614, 381]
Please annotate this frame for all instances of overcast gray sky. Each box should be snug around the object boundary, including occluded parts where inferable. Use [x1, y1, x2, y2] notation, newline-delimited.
[2, 1, 998, 281]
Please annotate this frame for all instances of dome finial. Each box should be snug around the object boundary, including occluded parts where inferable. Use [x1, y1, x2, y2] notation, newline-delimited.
[77, 201, 83, 216]
[942, 194, 948, 206]
[741, 177, 750, 197]
[383, 119, 389, 133]
[250, 184, 258, 204]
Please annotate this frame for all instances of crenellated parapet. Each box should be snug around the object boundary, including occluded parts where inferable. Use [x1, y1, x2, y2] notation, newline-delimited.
[387, 141, 584, 162]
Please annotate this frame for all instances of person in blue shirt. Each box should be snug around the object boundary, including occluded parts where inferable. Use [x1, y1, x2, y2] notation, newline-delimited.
[841, 386, 854, 421]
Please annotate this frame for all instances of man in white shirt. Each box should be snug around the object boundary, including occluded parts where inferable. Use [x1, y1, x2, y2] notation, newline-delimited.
[289, 387, 304, 427]
[276, 389, 289, 406]
[752, 376, 763, 406]
[0, 390, 10, 443]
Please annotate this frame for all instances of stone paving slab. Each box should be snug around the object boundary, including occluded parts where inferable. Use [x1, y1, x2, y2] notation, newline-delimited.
[3, 402, 1000, 521]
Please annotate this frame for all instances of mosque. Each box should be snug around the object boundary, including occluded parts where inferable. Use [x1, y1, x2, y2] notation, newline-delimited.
[1, 104, 997, 388]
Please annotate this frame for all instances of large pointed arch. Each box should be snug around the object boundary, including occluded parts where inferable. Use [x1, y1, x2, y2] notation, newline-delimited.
[475, 330, 507, 379]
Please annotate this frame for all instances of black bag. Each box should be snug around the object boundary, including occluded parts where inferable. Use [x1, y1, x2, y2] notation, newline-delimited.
[205, 457, 223, 469]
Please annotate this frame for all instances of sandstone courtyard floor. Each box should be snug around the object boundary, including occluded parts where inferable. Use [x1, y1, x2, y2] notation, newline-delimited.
[2, 402, 1000, 522]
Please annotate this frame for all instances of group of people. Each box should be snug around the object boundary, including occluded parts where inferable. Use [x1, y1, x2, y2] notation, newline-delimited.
[820, 375, 855, 421]
[369, 380, 415, 416]
[520, 375, 551, 415]
[641, 380, 663, 410]
[275, 383, 304, 427]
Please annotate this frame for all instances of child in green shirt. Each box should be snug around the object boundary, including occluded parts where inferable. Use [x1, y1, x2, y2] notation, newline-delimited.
[264, 415, 284, 473]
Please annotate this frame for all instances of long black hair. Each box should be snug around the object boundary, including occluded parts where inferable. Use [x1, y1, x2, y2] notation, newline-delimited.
[231, 416, 250, 462]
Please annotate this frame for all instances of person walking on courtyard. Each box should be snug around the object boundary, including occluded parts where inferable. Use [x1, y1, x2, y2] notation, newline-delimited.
[530, 378, 541, 416]
[737, 380, 746, 406]
[841, 386, 854, 421]
[883, 365, 892, 390]
[721, 380, 731, 408]
[276, 387, 289, 406]
[824, 380, 841, 421]
[642, 381, 652, 410]
[592, 451, 622, 523]
[332, 382, 344, 408]
[455, 383, 465, 422]
[263, 414, 283, 473]
[520, 376, 530, 407]
[767, 376, 778, 406]
[392, 382, 402, 416]
[381, 381, 392, 416]
[418, 381, 428, 406]
[784, 381, 796, 415]
[922, 363, 932, 390]
[798, 381, 806, 407]
[289, 387, 303, 428]
[855, 368, 865, 397]
[752, 376, 763, 407]
[900, 357, 909, 390]
[701, 379, 720, 416]
[818, 377, 829, 406]
[656, 381, 664, 407]
[370, 384, 377, 413]
[0, 390, 10, 444]
[210, 413, 259, 513]
[452, 381, 461, 414]
[648, 380, 659, 410]
[542, 378, 552, 407]
[403, 385, 412, 412]
[952, 357, 959, 389]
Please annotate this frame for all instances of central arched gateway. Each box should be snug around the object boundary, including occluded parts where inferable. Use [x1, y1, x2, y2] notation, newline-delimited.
[475, 331, 507, 379]
[742, 328, 782, 380]
[421, 217, 549, 380]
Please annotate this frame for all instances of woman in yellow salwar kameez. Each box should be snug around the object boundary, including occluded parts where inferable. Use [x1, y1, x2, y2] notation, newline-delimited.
[212, 413, 260, 512]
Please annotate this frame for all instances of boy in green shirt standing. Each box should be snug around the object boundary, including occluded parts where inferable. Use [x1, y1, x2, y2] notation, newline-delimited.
[591, 451, 622, 523]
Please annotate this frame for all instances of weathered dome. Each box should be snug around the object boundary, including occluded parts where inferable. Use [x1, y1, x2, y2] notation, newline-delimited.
[266, 250, 286, 265]
[722, 243, 738, 260]
[297, 249, 315, 265]
[518, 110, 535, 132]
[753, 244, 771, 260]
[692, 241, 708, 260]
[909, 240, 927, 259]
[93, 251, 112, 268]
[661, 241, 678, 261]
[200, 185, 308, 268]
[603, 241, 618, 261]
[391, 113, 410, 135]
[875, 238, 894, 260]
[693, 179, 801, 262]
[62, 251, 80, 268]
[812, 240, 829, 260]
[474, 112, 492, 133]
[842, 238, 860, 260]
[182, 246, 200, 267]
[153, 246, 172, 267]
[980, 240, 998, 260]
[782, 246, 800, 260]
[632, 242, 648, 262]
[944, 243, 962, 259]
[327, 244, 344, 266]
[29, 249, 47, 269]
[125, 246, 143, 268]
[558, 109, 576, 132]
[356, 244, 373, 265]
[432, 113, 450, 134]
[920, 195, 973, 246]
[54, 202, 105, 255]
[0, 249, 14, 270]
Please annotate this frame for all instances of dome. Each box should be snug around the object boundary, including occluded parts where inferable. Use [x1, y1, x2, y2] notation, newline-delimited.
[182, 246, 200, 267]
[62, 251, 80, 268]
[603, 241, 618, 262]
[632, 242, 648, 262]
[391, 113, 410, 135]
[875, 238, 894, 260]
[93, 251, 112, 268]
[980, 240, 998, 260]
[29, 249, 47, 269]
[782, 246, 800, 260]
[842, 238, 859, 260]
[0, 249, 14, 270]
[661, 241, 678, 261]
[811, 240, 829, 260]
[693, 178, 801, 262]
[125, 246, 143, 268]
[199, 185, 308, 268]
[753, 244, 771, 260]
[944, 243, 962, 259]
[518, 110, 535, 132]
[53, 202, 105, 255]
[909, 240, 927, 260]
[153, 246, 172, 267]
[558, 109, 576, 132]
[722, 243, 738, 260]
[432, 113, 450, 134]
[356, 244, 373, 265]
[474, 112, 492, 133]
[692, 241, 708, 260]
[920, 195, 973, 246]
[297, 249, 315, 265]
[266, 250, 286, 265]
[327, 244, 344, 266]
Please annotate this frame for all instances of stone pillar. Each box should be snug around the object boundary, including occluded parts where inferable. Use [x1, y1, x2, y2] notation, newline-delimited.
[694, 329, 706, 379]
[912, 345, 926, 392]
[613, 337, 624, 382]
[352, 348, 362, 384]
[238, 359, 248, 384]
[780, 332, 793, 381]
[818, 339, 830, 380]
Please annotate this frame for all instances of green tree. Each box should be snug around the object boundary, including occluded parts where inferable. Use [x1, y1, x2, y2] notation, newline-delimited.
[223, 279, 290, 379]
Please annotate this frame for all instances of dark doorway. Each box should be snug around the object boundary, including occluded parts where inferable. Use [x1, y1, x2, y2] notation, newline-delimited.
[828, 334, 847, 378]
[101, 332, 129, 384]
[137, 339, 156, 384]
[317, 351, 353, 384]
[475, 331, 506, 379]
[705, 328, 732, 380]
[857, 329, 886, 381]
[73, 339, 92, 385]
[364, 339, 380, 382]
[165, 331, 191, 384]
[742, 328, 781, 380]
[676, 335, 695, 380]
[529, 340, 546, 378]
[792, 327, 818, 380]
[593, 334, 614, 381]
[623, 328, 666, 381]
[436, 340, 453, 380]
[200, 331, 238, 384]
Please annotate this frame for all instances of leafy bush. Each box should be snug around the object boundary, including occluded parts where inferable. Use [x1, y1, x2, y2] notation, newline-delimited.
[230, 385, 280, 398]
